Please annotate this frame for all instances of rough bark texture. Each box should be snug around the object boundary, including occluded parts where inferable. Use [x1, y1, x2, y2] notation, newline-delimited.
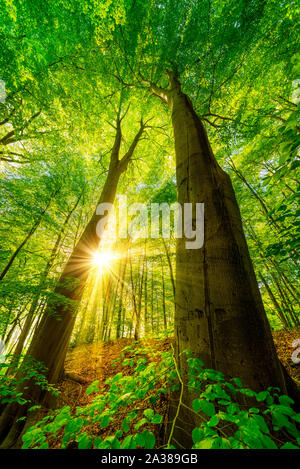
[152, 74, 287, 448]
[0, 117, 145, 448]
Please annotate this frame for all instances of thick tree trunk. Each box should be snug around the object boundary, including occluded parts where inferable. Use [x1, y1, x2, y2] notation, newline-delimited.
[0, 168, 122, 448]
[156, 75, 287, 447]
[27, 168, 121, 385]
[0, 117, 145, 447]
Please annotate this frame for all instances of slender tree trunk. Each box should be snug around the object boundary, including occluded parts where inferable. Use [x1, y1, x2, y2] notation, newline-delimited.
[4, 302, 30, 347]
[271, 273, 299, 328]
[136, 254, 145, 337]
[116, 250, 128, 339]
[151, 271, 154, 333]
[162, 238, 175, 301]
[161, 256, 167, 329]
[246, 225, 299, 328]
[144, 247, 148, 335]
[259, 273, 289, 328]
[0, 189, 59, 281]
[129, 257, 139, 340]
[104, 274, 119, 341]
[11, 193, 82, 360]
[121, 289, 128, 338]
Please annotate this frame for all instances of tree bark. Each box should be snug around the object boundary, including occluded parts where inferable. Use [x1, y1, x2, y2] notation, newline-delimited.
[0, 116, 145, 447]
[151, 73, 287, 447]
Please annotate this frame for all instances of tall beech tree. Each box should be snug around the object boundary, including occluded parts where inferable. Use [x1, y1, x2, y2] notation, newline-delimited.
[0, 111, 147, 447]
[1, 0, 299, 450]
[91, 0, 298, 445]
[148, 71, 288, 446]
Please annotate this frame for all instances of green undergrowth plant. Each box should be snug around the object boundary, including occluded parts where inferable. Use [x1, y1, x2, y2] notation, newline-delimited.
[21, 342, 300, 449]
[0, 355, 59, 408]
[184, 355, 300, 449]
[21, 340, 176, 449]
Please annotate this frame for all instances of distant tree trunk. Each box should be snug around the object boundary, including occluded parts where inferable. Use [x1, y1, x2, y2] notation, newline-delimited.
[271, 273, 299, 328]
[116, 250, 128, 339]
[11, 193, 83, 360]
[150, 72, 287, 447]
[0, 187, 60, 281]
[4, 301, 30, 348]
[144, 247, 148, 334]
[105, 274, 119, 341]
[136, 254, 145, 338]
[162, 238, 175, 301]
[78, 274, 99, 344]
[129, 256, 139, 340]
[0, 116, 146, 448]
[101, 275, 112, 342]
[161, 256, 167, 329]
[246, 224, 298, 328]
[151, 270, 154, 333]
[259, 273, 289, 328]
[121, 289, 128, 338]
[1, 300, 16, 338]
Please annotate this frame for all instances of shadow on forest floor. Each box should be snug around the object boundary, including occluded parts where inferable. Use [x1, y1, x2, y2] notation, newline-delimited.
[36, 330, 299, 449]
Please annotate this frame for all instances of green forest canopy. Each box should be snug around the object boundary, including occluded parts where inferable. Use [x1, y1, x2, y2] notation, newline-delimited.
[0, 0, 299, 451]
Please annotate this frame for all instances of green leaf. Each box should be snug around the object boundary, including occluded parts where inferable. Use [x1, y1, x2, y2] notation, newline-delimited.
[64, 417, 83, 436]
[122, 420, 130, 432]
[141, 430, 155, 449]
[144, 408, 154, 420]
[192, 399, 201, 412]
[195, 438, 215, 449]
[100, 415, 111, 428]
[103, 436, 120, 449]
[77, 433, 92, 449]
[151, 414, 163, 424]
[281, 442, 300, 449]
[256, 391, 268, 402]
[192, 427, 203, 444]
[260, 435, 277, 449]
[134, 418, 148, 430]
[208, 415, 219, 427]
[134, 432, 145, 447]
[85, 380, 100, 395]
[252, 414, 270, 434]
[193, 399, 215, 417]
[232, 378, 243, 388]
[94, 437, 103, 449]
[121, 435, 136, 449]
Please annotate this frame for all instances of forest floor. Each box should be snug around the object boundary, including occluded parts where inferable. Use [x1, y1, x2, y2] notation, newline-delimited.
[272, 329, 300, 384]
[48, 337, 171, 448]
[46, 329, 299, 448]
